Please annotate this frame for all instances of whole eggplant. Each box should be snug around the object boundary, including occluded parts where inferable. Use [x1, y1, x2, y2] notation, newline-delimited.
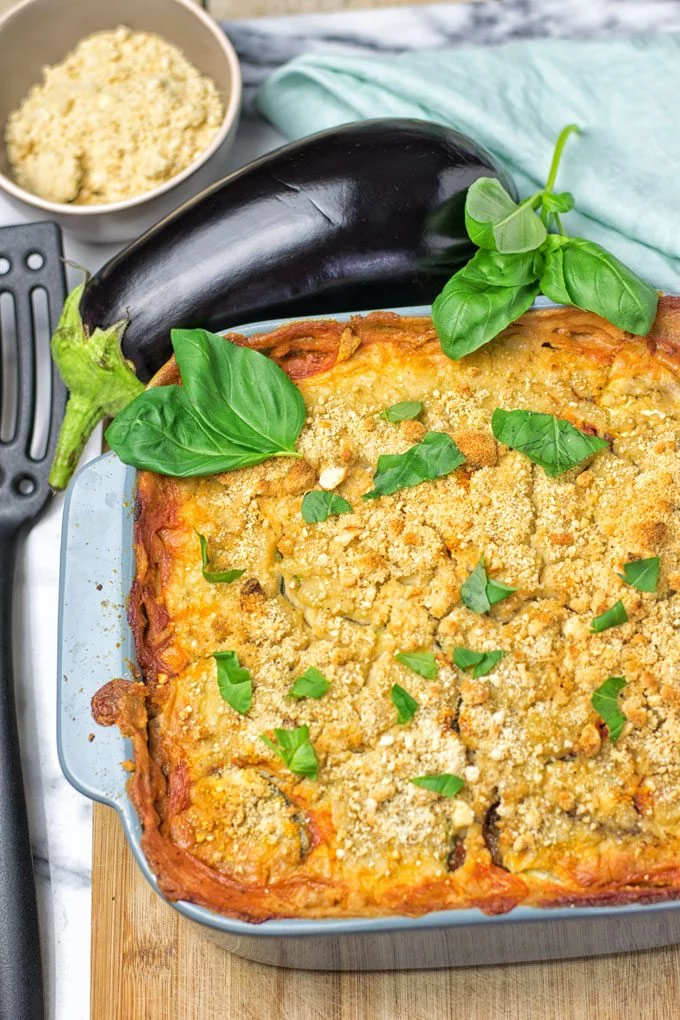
[82, 118, 516, 381]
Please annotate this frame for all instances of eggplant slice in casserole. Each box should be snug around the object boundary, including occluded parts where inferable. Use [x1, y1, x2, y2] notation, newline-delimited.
[94, 300, 680, 922]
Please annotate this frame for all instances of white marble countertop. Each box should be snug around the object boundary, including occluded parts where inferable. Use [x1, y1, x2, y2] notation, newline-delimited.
[2, 2, 679, 1017]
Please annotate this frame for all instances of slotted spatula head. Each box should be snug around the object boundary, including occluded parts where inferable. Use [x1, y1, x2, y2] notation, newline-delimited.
[0, 222, 67, 538]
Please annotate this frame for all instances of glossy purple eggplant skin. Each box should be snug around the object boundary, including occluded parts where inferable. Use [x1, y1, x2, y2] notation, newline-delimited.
[80, 119, 516, 381]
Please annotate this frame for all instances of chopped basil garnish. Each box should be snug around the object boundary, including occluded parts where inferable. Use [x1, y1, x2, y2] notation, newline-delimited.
[591, 600, 628, 633]
[410, 774, 465, 797]
[591, 676, 627, 742]
[301, 490, 352, 523]
[453, 647, 504, 678]
[461, 558, 516, 614]
[196, 530, 244, 584]
[363, 431, 465, 501]
[391, 683, 418, 724]
[380, 400, 424, 423]
[260, 725, 318, 779]
[394, 651, 438, 680]
[213, 650, 252, 715]
[290, 667, 330, 700]
[491, 408, 608, 477]
[106, 328, 306, 477]
[619, 556, 660, 593]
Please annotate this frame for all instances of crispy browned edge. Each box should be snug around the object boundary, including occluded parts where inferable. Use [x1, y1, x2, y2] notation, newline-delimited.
[93, 299, 680, 922]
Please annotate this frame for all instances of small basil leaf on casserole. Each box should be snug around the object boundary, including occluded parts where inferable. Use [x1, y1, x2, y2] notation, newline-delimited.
[196, 530, 244, 584]
[260, 725, 319, 780]
[363, 431, 465, 500]
[213, 651, 252, 715]
[290, 667, 330, 700]
[591, 677, 628, 742]
[394, 651, 438, 680]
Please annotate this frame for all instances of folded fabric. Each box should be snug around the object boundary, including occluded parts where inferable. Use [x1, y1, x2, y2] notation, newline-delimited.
[257, 35, 680, 292]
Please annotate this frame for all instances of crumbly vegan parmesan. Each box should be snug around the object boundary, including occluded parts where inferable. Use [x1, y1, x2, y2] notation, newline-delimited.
[5, 26, 224, 205]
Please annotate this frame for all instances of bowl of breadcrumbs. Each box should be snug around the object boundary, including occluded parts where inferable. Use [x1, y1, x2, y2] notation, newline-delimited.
[0, 0, 241, 241]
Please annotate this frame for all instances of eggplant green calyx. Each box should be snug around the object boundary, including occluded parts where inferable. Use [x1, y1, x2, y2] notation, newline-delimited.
[49, 283, 143, 490]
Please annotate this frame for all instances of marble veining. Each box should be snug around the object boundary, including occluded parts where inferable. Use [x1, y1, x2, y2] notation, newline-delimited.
[2, 2, 678, 1017]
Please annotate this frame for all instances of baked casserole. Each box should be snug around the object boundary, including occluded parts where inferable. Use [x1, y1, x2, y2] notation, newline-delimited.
[94, 300, 680, 922]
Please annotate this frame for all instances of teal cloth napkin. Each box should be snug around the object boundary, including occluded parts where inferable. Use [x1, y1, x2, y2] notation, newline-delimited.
[257, 35, 680, 292]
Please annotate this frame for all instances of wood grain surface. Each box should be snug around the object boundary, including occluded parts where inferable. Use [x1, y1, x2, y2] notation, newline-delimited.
[28, 0, 670, 1014]
[92, 804, 680, 1020]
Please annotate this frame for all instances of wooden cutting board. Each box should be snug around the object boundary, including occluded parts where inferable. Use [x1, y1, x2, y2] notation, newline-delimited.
[91, 804, 680, 1019]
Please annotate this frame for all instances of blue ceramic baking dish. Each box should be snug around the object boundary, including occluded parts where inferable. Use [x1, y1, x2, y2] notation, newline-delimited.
[57, 307, 680, 969]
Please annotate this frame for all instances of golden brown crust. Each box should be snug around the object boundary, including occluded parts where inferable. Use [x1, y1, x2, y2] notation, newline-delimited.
[100, 299, 680, 921]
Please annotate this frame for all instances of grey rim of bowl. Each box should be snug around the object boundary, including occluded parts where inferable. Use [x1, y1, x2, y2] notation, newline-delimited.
[0, 0, 242, 216]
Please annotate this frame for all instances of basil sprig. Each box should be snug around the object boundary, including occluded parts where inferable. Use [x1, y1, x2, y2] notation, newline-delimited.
[391, 683, 419, 724]
[260, 725, 319, 780]
[394, 651, 438, 680]
[453, 647, 504, 678]
[492, 408, 608, 477]
[301, 490, 352, 523]
[213, 650, 252, 715]
[591, 600, 628, 633]
[290, 667, 330, 700]
[461, 558, 516, 614]
[619, 556, 660, 593]
[591, 676, 627, 742]
[196, 531, 244, 584]
[380, 400, 423, 423]
[363, 432, 465, 501]
[106, 328, 306, 477]
[410, 774, 464, 797]
[433, 124, 658, 360]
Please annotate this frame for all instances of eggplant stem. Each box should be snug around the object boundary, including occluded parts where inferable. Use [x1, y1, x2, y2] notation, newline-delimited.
[49, 394, 107, 490]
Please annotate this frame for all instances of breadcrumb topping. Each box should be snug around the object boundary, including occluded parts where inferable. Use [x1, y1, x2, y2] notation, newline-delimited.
[136, 309, 680, 904]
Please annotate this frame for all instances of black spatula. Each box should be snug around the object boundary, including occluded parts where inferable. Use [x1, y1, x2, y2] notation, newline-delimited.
[0, 222, 67, 1020]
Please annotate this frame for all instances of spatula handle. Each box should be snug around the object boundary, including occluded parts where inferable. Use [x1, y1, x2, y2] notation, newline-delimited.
[0, 534, 45, 1020]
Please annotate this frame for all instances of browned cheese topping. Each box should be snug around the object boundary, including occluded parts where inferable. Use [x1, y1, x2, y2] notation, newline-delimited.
[136, 307, 680, 906]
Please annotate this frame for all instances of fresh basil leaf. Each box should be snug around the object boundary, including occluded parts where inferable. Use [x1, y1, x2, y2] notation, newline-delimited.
[301, 490, 353, 523]
[394, 651, 438, 680]
[106, 329, 306, 476]
[261, 725, 319, 780]
[591, 600, 628, 633]
[290, 667, 330, 700]
[410, 774, 464, 797]
[196, 531, 244, 584]
[380, 400, 424, 423]
[492, 408, 609, 477]
[106, 386, 263, 476]
[391, 683, 418, 725]
[619, 556, 660, 593]
[460, 249, 541, 288]
[591, 676, 627, 742]
[487, 578, 517, 606]
[466, 185, 547, 254]
[541, 190, 575, 214]
[433, 274, 540, 361]
[172, 328, 306, 456]
[460, 559, 516, 615]
[465, 178, 547, 253]
[453, 647, 504, 678]
[464, 178, 518, 249]
[540, 237, 658, 336]
[363, 431, 465, 501]
[213, 651, 252, 715]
